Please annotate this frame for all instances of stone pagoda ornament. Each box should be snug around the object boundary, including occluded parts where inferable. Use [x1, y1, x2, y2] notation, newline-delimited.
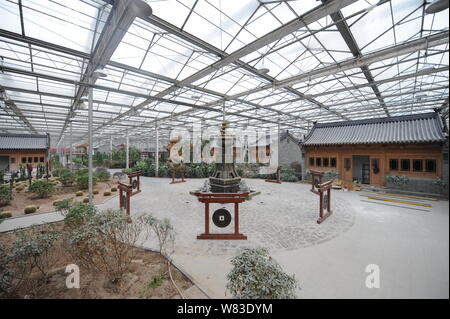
[190, 119, 260, 240]
[209, 121, 242, 193]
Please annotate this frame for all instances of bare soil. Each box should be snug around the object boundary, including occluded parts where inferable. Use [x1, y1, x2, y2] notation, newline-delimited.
[1, 178, 122, 218]
[0, 222, 193, 299]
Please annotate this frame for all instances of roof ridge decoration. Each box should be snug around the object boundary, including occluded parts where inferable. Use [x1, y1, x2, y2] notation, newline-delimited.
[313, 112, 440, 128]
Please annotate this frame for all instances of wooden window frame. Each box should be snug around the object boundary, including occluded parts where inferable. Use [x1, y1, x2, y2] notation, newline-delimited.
[412, 159, 423, 172]
[316, 157, 322, 167]
[425, 159, 437, 173]
[400, 159, 410, 171]
[330, 158, 337, 168]
[344, 158, 351, 170]
[389, 159, 398, 171]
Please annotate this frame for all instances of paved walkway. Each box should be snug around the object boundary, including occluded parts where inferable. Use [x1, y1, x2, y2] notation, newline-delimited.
[1, 177, 448, 298]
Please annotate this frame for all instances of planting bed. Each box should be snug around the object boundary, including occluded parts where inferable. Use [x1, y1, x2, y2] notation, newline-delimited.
[1, 179, 119, 218]
[0, 222, 193, 299]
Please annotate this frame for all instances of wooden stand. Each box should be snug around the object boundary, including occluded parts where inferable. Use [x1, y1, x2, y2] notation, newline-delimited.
[310, 170, 333, 224]
[118, 182, 132, 217]
[126, 171, 141, 196]
[169, 165, 186, 184]
[192, 192, 249, 240]
[265, 166, 281, 184]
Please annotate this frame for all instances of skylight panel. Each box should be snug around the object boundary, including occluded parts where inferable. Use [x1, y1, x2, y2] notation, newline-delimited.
[21, 0, 99, 53]
[37, 79, 75, 96]
[0, 0, 22, 34]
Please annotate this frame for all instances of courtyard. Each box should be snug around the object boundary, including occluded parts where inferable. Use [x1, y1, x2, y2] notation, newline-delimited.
[0, 0, 449, 303]
[1, 175, 448, 298]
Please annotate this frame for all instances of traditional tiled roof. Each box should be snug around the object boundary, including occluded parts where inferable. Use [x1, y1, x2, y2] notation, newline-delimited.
[280, 131, 301, 145]
[303, 112, 447, 146]
[0, 133, 50, 150]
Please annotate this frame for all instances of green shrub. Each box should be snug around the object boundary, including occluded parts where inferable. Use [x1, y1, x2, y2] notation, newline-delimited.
[93, 189, 99, 195]
[1, 225, 61, 297]
[148, 270, 166, 288]
[103, 191, 111, 196]
[63, 202, 96, 229]
[94, 168, 111, 181]
[280, 167, 299, 182]
[72, 157, 84, 165]
[29, 180, 54, 198]
[227, 248, 298, 299]
[0, 185, 12, 206]
[111, 187, 117, 192]
[51, 168, 62, 178]
[59, 169, 75, 186]
[51, 161, 62, 169]
[54, 198, 74, 215]
[324, 170, 339, 181]
[121, 168, 134, 175]
[83, 197, 89, 203]
[75, 191, 83, 196]
[75, 168, 89, 176]
[24, 205, 37, 214]
[64, 209, 146, 283]
[0, 211, 12, 219]
[433, 178, 448, 192]
[386, 174, 409, 187]
[76, 173, 97, 190]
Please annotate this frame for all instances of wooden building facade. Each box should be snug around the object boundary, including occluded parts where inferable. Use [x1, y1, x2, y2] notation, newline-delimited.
[302, 112, 448, 187]
[0, 133, 50, 172]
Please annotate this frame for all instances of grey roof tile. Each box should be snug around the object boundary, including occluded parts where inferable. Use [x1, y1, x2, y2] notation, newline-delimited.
[303, 112, 447, 146]
[0, 133, 49, 150]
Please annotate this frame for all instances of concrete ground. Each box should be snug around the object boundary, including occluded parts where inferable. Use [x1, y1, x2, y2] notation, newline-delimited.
[1, 176, 448, 299]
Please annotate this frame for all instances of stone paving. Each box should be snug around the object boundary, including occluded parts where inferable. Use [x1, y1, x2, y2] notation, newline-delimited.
[98, 177, 356, 256]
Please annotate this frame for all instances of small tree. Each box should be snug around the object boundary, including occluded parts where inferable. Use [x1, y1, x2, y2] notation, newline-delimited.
[64, 209, 146, 283]
[59, 168, 75, 186]
[227, 248, 298, 299]
[94, 167, 111, 181]
[29, 180, 55, 198]
[143, 215, 175, 256]
[0, 185, 12, 206]
[76, 173, 97, 190]
[62, 202, 97, 229]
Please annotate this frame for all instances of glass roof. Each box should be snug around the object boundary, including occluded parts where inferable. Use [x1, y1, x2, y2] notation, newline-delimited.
[0, 0, 448, 147]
